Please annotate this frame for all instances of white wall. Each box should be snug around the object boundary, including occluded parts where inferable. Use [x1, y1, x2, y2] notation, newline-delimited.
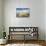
[45, 0, 46, 40]
[3, 0, 45, 40]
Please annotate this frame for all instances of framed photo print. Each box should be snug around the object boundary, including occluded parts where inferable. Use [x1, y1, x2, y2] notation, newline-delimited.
[16, 8, 30, 17]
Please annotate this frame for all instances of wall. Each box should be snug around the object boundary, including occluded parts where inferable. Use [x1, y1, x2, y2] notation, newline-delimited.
[45, 0, 46, 40]
[32, 0, 45, 40]
[0, 0, 3, 38]
[3, 0, 45, 40]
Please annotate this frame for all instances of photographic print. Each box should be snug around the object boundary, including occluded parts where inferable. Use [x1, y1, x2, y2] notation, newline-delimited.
[16, 8, 30, 17]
